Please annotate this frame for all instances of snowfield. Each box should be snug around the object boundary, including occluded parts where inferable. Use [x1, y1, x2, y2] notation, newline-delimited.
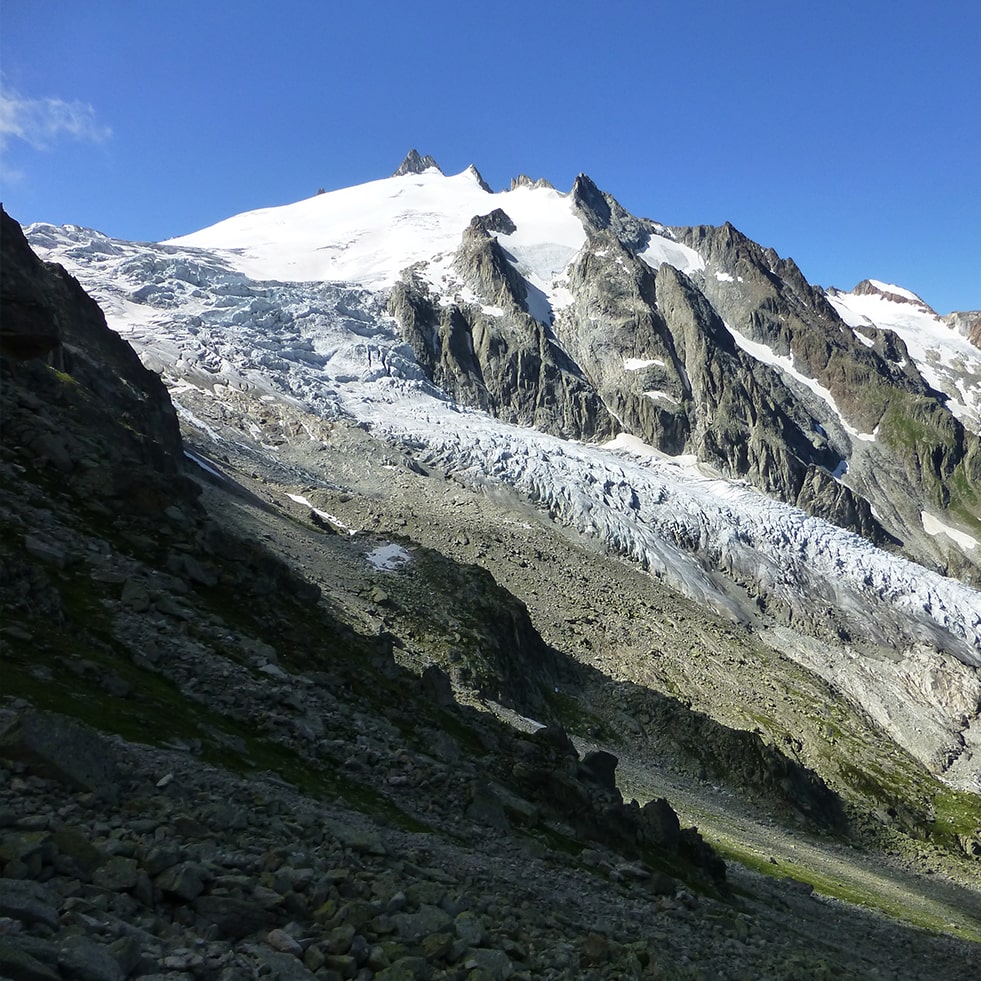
[828, 283, 981, 433]
[167, 167, 588, 322]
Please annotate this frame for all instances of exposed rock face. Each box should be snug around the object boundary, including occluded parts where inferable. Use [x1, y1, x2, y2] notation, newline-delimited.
[392, 148, 442, 177]
[549, 228, 886, 539]
[465, 163, 493, 193]
[571, 173, 651, 253]
[946, 309, 981, 348]
[509, 174, 555, 190]
[0, 207, 190, 511]
[673, 223, 981, 555]
[851, 279, 934, 310]
[0, 214, 63, 360]
[387, 212, 615, 442]
[382, 175, 915, 542]
[386, 173, 979, 560]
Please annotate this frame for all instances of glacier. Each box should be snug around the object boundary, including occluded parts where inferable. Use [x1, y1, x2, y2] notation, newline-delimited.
[24, 166, 981, 788]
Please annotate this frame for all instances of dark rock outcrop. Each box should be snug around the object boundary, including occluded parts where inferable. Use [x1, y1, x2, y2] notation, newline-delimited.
[392, 149, 442, 177]
[571, 173, 650, 253]
[1, 207, 191, 510]
[0, 711, 119, 802]
[673, 220, 981, 546]
[388, 211, 615, 442]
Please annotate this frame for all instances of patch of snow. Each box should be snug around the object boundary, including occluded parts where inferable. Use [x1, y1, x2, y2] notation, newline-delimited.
[639, 233, 705, 277]
[624, 357, 665, 371]
[715, 271, 735, 283]
[164, 169, 587, 323]
[643, 390, 679, 405]
[724, 322, 877, 443]
[286, 493, 358, 534]
[366, 543, 412, 571]
[868, 279, 923, 303]
[184, 450, 225, 479]
[829, 288, 981, 433]
[922, 512, 979, 551]
[173, 401, 223, 442]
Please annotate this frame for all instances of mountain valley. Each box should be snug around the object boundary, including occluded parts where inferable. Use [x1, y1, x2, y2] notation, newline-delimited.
[3, 150, 981, 978]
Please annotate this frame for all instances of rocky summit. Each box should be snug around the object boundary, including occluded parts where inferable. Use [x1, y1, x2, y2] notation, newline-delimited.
[3, 150, 981, 981]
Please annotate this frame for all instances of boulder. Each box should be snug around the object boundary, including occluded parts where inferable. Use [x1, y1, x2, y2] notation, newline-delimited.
[0, 711, 119, 802]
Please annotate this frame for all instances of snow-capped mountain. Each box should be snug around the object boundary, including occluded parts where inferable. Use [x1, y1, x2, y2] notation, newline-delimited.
[23, 151, 981, 789]
[827, 279, 981, 433]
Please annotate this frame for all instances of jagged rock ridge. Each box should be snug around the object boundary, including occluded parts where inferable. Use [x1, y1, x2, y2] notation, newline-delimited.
[375, 167, 980, 578]
[392, 148, 442, 177]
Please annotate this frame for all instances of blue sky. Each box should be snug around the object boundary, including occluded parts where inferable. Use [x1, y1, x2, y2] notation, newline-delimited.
[2, 1, 978, 312]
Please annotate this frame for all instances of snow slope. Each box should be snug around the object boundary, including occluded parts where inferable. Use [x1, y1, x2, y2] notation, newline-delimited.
[167, 167, 588, 319]
[828, 283, 981, 432]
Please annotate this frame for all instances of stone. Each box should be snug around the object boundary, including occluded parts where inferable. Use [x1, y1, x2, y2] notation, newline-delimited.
[92, 855, 139, 892]
[419, 931, 453, 961]
[57, 936, 125, 981]
[0, 711, 119, 802]
[142, 844, 181, 876]
[465, 782, 509, 831]
[638, 797, 681, 848]
[322, 953, 358, 978]
[325, 924, 355, 954]
[391, 904, 454, 944]
[155, 861, 206, 901]
[0, 879, 59, 929]
[120, 579, 151, 612]
[23, 536, 67, 569]
[463, 947, 513, 979]
[266, 928, 304, 957]
[250, 946, 319, 980]
[579, 750, 619, 791]
[0, 830, 54, 877]
[374, 956, 432, 980]
[453, 910, 487, 948]
[194, 894, 281, 940]
[581, 931, 610, 966]
[331, 824, 387, 856]
[0, 943, 61, 981]
[419, 665, 454, 707]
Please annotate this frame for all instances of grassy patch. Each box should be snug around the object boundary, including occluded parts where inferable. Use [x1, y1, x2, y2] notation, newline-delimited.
[932, 789, 981, 848]
[545, 689, 616, 741]
[710, 835, 981, 943]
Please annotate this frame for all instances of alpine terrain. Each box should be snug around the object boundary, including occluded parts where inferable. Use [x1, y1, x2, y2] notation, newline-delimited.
[2, 150, 981, 979]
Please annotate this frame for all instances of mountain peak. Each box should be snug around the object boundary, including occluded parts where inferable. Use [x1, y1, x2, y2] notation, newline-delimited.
[851, 279, 934, 313]
[509, 174, 555, 191]
[392, 149, 443, 177]
[465, 163, 492, 193]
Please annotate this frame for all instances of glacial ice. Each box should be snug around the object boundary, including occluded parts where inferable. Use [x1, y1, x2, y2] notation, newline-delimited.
[27, 220, 981, 677]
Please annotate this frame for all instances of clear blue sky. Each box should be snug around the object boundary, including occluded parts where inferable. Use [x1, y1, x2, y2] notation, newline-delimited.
[2, 1, 978, 312]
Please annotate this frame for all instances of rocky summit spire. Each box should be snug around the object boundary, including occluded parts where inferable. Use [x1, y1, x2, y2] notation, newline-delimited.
[392, 149, 442, 177]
